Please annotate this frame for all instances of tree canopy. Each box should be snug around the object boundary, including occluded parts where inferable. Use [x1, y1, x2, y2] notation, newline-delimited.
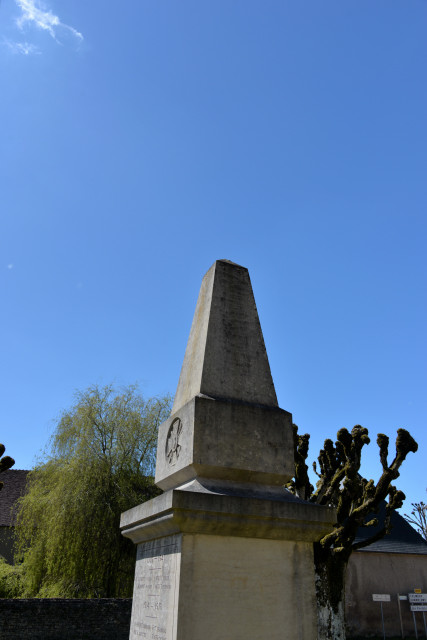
[14, 384, 171, 598]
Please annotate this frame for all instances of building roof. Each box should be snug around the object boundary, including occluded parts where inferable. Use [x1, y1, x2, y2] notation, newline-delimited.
[0, 470, 29, 526]
[354, 501, 427, 555]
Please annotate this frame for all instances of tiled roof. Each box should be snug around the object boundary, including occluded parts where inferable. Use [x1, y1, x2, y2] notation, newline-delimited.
[0, 469, 29, 527]
[354, 501, 427, 555]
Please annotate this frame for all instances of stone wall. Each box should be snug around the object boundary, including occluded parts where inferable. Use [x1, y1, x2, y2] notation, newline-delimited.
[0, 598, 132, 640]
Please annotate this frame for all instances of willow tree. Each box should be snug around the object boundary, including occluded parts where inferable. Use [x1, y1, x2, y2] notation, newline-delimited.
[15, 384, 171, 598]
[287, 425, 418, 640]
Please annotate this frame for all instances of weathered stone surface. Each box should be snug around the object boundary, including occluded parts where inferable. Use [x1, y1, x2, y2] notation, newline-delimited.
[172, 260, 278, 412]
[155, 394, 293, 491]
[121, 259, 336, 640]
[124, 531, 320, 640]
[177, 534, 318, 640]
[156, 260, 294, 493]
[0, 598, 132, 640]
[120, 486, 335, 545]
[129, 535, 181, 640]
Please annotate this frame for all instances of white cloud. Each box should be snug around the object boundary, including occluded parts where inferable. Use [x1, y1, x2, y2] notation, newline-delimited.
[7, 264, 14, 269]
[14, 0, 83, 44]
[4, 39, 41, 55]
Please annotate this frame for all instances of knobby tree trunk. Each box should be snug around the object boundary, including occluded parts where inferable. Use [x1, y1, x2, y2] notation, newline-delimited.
[314, 544, 349, 640]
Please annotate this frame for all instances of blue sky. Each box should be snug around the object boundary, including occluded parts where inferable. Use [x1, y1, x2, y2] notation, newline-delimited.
[1, 1, 426, 513]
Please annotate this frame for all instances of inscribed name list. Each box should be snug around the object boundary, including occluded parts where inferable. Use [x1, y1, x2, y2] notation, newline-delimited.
[130, 535, 181, 640]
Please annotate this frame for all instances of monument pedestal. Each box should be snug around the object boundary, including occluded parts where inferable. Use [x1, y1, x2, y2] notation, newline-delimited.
[121, 260, 336, 640]
[121, 485, 335, 640]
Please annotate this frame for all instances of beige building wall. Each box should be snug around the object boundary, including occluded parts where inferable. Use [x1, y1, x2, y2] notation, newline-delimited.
[346, 551, 427, 638]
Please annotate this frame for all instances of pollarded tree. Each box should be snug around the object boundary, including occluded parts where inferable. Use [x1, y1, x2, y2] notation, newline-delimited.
[0, 443, 15, 490]
[15, 384, 171, 598]
[287, 425, 418, 640]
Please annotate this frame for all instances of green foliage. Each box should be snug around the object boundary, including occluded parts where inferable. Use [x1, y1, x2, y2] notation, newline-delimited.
[15, 384, 171, 598]
[0, 556, 24, 598]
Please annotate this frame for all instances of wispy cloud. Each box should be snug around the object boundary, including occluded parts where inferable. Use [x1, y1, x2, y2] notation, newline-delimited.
[4, 39, 40, 55]
[7, 264, 14, 269]
[14, 0, 83, 45]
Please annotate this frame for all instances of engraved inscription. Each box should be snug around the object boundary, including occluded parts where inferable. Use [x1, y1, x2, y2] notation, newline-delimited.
[130, 535, 181, 640]
[165, 418, 182, 466]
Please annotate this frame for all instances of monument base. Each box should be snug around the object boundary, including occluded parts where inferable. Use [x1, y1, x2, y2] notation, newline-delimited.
[121, 486, 335, 640]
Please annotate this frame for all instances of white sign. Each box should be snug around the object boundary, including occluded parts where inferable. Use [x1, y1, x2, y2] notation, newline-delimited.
[408, 594, 427, 603]
[373, 594, 391, 602]
[411, 605, 427, 612]
[399, 595, 408, 601]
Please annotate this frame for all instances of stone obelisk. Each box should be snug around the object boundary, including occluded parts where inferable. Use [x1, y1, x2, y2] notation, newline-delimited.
[121, 260, 335, 640]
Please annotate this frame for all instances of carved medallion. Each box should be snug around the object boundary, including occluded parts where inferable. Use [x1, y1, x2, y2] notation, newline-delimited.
[165, 417, 183, 466]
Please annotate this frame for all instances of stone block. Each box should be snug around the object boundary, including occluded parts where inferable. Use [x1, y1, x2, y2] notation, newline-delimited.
[155, 394, 294, 492]
[122, 487, 335, 640]
[172, 260, 279, 414]
[128, 533, 319, 640]
[121, 485, 335, 545]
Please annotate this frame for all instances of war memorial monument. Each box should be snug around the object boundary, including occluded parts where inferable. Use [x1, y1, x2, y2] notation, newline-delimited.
[121, 259, 335, 640]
